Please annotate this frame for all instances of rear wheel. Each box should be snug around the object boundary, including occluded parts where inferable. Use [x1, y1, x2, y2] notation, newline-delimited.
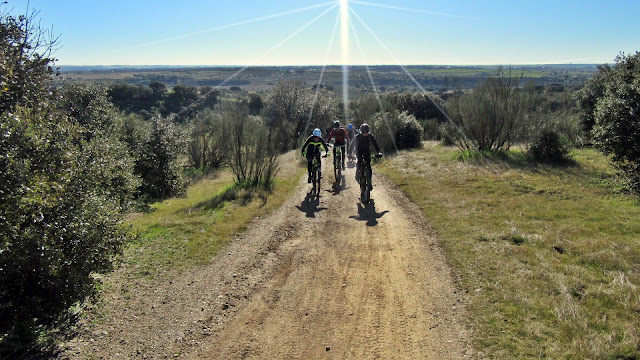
[334, 150, 341, 181]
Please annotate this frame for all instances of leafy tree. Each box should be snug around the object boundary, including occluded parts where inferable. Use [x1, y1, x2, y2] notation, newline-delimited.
[108, 83, 159, 113]
[588, 52, 640, 194]
[1, 8, 134, 353]
[576, 64, 612, 135]
[371, 111, 423, 153]
[136, 115, 187, 200]
[0, 8, 58, 113]
[247, 92, 263, 116]
[163, 84, 199, 121]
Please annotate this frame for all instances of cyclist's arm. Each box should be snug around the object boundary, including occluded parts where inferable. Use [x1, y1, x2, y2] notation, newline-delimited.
[301, 137, 311, 156]
[320, 138, 330, 153]
[326, 130, 334, 143]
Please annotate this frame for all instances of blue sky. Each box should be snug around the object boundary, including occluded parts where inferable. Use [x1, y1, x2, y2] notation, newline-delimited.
[5, 0, 640, 66]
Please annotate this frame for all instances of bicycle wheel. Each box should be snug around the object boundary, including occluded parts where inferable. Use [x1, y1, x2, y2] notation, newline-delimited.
[315, 165, 321, 196]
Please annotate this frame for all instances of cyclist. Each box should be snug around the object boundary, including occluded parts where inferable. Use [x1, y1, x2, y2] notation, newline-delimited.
[352, 123, 382, 189]
[326, 121, 350, 170]
[301, 128, 330, 183]
[346, 124, 357, 161]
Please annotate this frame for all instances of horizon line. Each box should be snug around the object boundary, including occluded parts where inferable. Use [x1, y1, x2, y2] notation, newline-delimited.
[57, 63, 605, 69]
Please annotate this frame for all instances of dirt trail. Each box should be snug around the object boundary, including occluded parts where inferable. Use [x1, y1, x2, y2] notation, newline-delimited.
[62, 157, 472, 359]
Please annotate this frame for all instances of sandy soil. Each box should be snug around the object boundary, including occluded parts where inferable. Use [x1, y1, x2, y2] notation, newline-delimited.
[60, 158, 473, 359]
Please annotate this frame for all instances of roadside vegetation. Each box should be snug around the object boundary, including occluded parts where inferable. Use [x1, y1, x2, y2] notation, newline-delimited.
[380, 144, 640, 359]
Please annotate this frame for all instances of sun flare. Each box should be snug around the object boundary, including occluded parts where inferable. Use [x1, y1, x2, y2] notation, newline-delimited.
[340, 0, 350, 122]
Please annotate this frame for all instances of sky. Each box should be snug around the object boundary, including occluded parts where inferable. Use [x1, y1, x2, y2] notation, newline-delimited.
[4, 0, 640, 66]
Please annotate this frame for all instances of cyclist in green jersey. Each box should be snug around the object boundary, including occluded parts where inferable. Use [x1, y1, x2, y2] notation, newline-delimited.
[301, 128, 330, 183]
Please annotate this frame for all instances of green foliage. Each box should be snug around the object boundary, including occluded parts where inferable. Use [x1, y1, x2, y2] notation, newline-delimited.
[419, 118, 441, 140]
[384, 90, 447, 122]
[445, 68, 533, 152]
[586, 52, 640, 194]
[136, 115, 187, 200]
[247, 92, 264, 116]
[576, 64, 612, 134]
[372, 111, 423, 152]
[395, 115, 424, 150]
[0, 10, 57, 114]
[1, 10, 136, 353]
[527, 129, 571, 163]
[108, 83, 161, 113]
[439, 122, 459, 146]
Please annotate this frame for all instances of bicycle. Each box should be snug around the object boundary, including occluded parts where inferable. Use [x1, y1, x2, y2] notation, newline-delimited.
[357, 153, 382, 204]
[310, 153, 329, 197]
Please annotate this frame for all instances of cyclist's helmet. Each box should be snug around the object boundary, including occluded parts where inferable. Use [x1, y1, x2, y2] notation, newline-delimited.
[360, 123, 370, 133]
[347, 124, 353, 130]
[333, 121, 340, 129]
[312, 128, 322, 137]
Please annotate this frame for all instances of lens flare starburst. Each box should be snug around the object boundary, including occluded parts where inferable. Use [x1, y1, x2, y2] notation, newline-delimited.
[340, 0, 350, 123]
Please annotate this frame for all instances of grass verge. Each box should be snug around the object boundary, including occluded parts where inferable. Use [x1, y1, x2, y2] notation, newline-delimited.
[123, 162, 304, 279]
[379, 142, 640, 359]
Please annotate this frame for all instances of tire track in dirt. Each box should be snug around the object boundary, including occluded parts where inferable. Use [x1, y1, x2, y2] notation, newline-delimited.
[182, 160, 473, 359]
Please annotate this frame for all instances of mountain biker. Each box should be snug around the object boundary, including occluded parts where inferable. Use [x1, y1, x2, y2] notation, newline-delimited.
[326, 121, 350, 170]
[346, 124, 357, 161]
[301, 128, 330, 183]
[352, 123, 382, 189]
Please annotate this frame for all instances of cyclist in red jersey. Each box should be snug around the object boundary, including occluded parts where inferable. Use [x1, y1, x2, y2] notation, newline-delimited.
[326, 121, 350, 170]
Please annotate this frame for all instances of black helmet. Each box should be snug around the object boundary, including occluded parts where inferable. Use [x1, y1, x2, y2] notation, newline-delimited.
[360, 123, 370, 133]
[333, 121, 340, 129]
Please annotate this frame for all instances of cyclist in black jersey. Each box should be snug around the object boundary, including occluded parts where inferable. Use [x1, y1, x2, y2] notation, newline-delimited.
[351, 123, 382, 188]
[301, 128, 330, 183]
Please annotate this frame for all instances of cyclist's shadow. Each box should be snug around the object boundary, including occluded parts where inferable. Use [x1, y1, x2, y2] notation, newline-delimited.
[330, 176, 348, 195]
[295, 192, 328, 218]
[349, 200, 389, 226]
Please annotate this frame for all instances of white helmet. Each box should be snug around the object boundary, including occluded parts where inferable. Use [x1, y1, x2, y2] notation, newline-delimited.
[312, 128, 322, 137]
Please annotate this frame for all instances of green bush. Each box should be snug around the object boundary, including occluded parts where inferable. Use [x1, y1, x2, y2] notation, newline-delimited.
[527, 129, 571, 163]
[419, 118, 441, 140]
[439, 122, 459, 147]
[372, 111, 422, 152]
[395, 116, 424, 150]
[591, 52, 640, 195]
[136, 115, 187, 201]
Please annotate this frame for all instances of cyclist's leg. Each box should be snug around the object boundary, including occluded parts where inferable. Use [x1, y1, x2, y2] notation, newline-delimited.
[356, 156, 362, 182]
[306, 156, 313, 183]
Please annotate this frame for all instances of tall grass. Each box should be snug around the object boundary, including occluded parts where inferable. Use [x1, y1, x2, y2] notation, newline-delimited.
[379, 143, 640, 359]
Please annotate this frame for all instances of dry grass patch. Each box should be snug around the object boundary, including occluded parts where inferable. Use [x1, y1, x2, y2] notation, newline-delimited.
[379, 142, 640, 359]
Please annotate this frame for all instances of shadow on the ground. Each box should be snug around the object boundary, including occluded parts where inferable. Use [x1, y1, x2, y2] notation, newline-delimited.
[295, 192, 328, 218]
[349, 200, 389, 226]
